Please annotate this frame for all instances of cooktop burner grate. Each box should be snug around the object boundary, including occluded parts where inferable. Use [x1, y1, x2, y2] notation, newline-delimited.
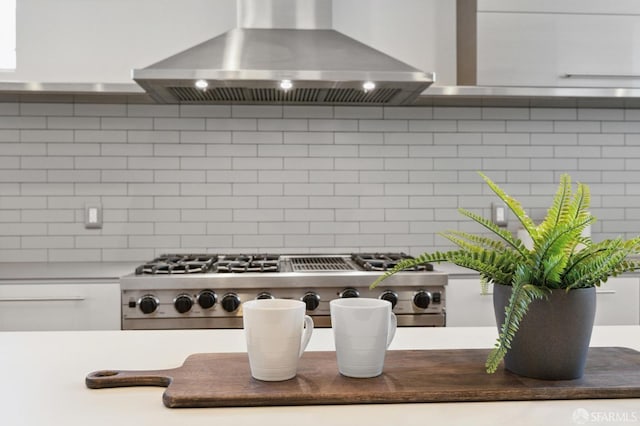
[350, 253, 433, 272]
[135, 254, 218, 275]
[215, 254, 281, 273]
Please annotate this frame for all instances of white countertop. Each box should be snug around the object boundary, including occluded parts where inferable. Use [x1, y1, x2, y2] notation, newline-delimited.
[0, 261, 476, 282]
[2, 326, 639, 426]
[0, 262, 139, 281]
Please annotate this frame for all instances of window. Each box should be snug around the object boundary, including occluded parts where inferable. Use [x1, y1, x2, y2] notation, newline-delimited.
[0, 0, 16, 70]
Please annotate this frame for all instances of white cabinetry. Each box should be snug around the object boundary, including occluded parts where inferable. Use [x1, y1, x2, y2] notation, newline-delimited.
[447, 279, 496, 327]
[447, 277, 640, 327]
[595, 277, 640, 326]
[477, 1, 640, 88]
[0, 280, 120, 331]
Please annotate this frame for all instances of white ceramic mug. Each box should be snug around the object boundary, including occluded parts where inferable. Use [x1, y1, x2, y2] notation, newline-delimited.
[330, 298, 397, 378]
[243, 299, 314, 381]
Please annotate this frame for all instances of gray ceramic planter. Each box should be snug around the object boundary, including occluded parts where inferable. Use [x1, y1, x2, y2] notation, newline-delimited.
[493, 284, 596, 380]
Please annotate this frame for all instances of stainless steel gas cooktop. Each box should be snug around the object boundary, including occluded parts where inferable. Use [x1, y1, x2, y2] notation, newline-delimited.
[120, 253, 447, 329]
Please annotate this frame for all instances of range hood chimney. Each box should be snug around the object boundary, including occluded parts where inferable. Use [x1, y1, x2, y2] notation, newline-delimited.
[132, 0, 434, 106]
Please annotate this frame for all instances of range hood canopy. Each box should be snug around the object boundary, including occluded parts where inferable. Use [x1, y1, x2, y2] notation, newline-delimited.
[132, 0, 434, 106]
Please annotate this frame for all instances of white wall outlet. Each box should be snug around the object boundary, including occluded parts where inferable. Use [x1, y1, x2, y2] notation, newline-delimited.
[85, 205, 102, 229]
[492, 203, 508, 227]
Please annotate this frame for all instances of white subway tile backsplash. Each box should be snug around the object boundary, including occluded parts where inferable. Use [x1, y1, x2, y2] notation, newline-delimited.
[235, 209, 284, 222]
[21, 103, 73, 116]
[207, 170, 256, 182]
[128, 105, 179, 117]
[3, 102, 640, 261]
[154, 144, 206, 157]
[0, 142, 45, 155]
[506, 120, 553, 133]
[309, 119, 358, 132]
[0, 170, 46, 182]
[74, 104, 126, 117]
[232, 105, 283, 118]
[434, 107, 481, 120]
[602, 121, 640, 133]
[21, 130, 73, 142]
[284, 131, 333, 145]
[385, 133, 433, 145]
[101, 117, 153, 130]
[75, 130, 127, 143]
[232, 131, 282, 144]
[77, 157, 127, 170]
[335, 106, 382, 119]
[579, 108, 623, 121]
[531, 108, 577, 121]
[180, 105, 230, 118]
[259, 170, 308, 183]
[409, 120, 457, 132]
[0, 117, 46, 129]
[284, 106, 333, 119]
[0, 103, 19, 115]
[258, 144, 308, 157]
[206, 119, 257, 131]
[258, 119, 308, 131]
[309, 145, 358, 157]
[128, 130, 180, 143]
[482, 107, 529, 120]
[48, 117, 99, 129]
[384, 107, 432, 120]
[43, 169, 88, 186]
[154, 118, 205, 131]
[285, 157, 334, 170]
[128, 157, 178, 169]
[458, 120, 506, 133]
[359, 119, 408, 132]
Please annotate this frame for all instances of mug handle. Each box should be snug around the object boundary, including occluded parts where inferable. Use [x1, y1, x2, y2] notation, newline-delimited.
[386, 312, 397, 348]
[299, 315, 314, 357]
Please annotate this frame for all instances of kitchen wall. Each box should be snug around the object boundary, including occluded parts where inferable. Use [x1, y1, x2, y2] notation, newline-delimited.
[1, 102, 639, 262]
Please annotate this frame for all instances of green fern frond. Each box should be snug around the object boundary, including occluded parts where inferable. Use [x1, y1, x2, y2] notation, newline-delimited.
[538, 174, 572, 232]
[485, 267, 550, 373]
[479, 172, 538, 239]
[457, 208, 528, 258]
[444, 230, 509, 252]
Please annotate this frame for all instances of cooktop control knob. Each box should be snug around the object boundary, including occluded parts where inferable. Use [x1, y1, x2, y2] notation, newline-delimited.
[339, 288, 360, 298]
[256, 292, 274, 300]
[221, 293, 241, 312]
[138, 295, 159, 315]
[197, 290, 217, 309]
[174, 294, 193, 314]
[302, 292, 321, 311]
[379, 290, 399, 309]
[413, 291, 432, 309]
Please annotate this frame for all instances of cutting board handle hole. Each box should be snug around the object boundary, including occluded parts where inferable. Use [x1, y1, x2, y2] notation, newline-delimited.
[92, 370, 119, 377]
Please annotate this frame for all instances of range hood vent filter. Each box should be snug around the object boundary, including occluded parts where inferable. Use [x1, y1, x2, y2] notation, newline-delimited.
[166, 86, 402, 105]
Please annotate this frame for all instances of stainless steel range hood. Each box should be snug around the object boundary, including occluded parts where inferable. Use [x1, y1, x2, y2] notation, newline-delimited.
[132, 0, 434, 106]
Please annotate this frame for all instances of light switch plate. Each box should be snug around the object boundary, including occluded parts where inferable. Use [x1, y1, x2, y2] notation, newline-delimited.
[492, 202, 508, 227]
[85, 205, 102, 229]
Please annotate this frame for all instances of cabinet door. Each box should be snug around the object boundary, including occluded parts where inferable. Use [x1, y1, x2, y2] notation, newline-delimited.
[0, 282, 120, 331]
[446, 279, 496, 327]
[594, 277, 640, 326]
[447, 277, 640, 327]
[477, 12, 640, 88]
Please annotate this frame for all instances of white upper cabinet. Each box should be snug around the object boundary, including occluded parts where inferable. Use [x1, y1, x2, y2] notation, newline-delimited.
[333, 0, 457, 85]
[477, 1, 640, 88]
[6, 0, 236, 84]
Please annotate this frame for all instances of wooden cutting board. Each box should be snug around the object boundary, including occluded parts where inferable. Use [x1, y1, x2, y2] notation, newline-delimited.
[86, 347, 640, 408]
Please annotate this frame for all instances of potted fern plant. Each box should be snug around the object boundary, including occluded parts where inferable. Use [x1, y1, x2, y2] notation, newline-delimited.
[371, 172, 640, 379]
